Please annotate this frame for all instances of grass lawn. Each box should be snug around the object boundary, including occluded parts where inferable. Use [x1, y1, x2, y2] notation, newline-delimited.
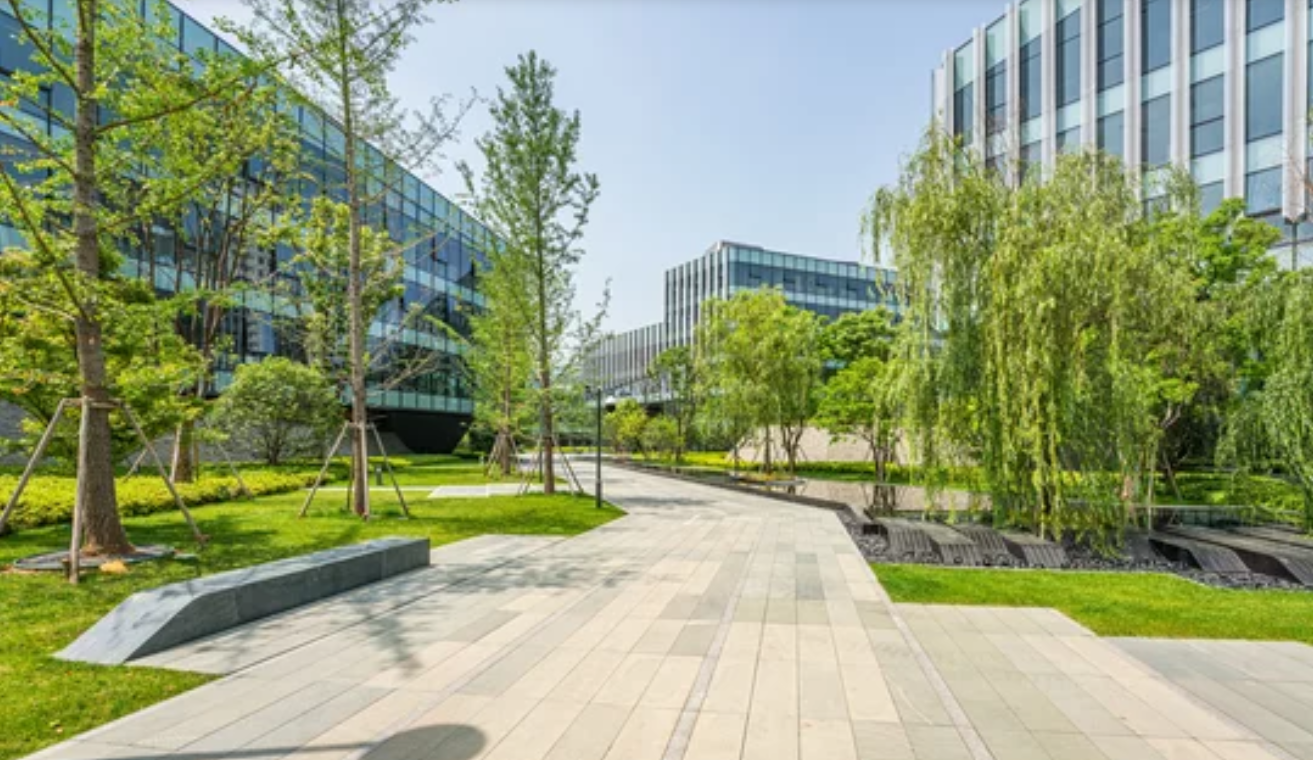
[0, 487, 622, 760]
[874, 564, 1313, 646]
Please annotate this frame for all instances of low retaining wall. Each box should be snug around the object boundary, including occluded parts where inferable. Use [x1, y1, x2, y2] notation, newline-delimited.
[59, 536, 430, 665]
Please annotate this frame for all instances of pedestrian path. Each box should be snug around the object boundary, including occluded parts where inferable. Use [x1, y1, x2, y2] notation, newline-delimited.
[24, 467, 1312, 760]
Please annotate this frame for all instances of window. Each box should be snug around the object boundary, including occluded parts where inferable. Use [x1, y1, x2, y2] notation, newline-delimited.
[1142, 0, 1171, 72]
[1191, 75, 1224, 156]
[1245, 166, 1282, 212]
[1142, 95, 1170, 166]
[1058, 127, 1081, 153]
[1098, 0, 1125, 90]
[953, 83, 974, 142]
[986, 62, 1007, 134]
[1099, 111, 1125, 157]
[1021, 141, 1042, 182]
[1020, 38, 1043, 119]
[1199, 182, 1224, 215]
[1246, 54, 1284, 140]
[1191, 0, 1223, 52]
[1247, 0, 1283, 31]
[1057, 12, 1081, 107]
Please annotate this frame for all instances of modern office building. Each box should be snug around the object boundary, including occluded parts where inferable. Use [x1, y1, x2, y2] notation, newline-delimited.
[932, 0, 1313, 268]
[0, 1, 493, 452]
[588, 241, 899, 398]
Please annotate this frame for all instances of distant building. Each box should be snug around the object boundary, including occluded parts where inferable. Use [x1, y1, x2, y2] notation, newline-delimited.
[588, 241, 898, 398]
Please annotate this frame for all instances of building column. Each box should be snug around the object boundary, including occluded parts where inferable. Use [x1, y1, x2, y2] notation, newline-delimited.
[940, 50, 954, 135]
[1284, 0, 1308, 221]
[973, 26, 988, 154]
[1170, 0, 1190, 167]
[1081, 0, 1098, 148]
[1007, 2, 1022, 180]
[1125, 0, 1143, 172]
[1041, 0, 1058, 167]
[1225, 0, 1246, 199]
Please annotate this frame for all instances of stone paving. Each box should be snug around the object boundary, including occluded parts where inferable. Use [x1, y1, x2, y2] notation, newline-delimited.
[23, 467, 1313, 760]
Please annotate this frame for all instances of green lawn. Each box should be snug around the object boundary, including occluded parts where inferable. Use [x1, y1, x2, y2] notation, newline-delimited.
[0, 487, 622, 760]
[875, 564, 1313, 645]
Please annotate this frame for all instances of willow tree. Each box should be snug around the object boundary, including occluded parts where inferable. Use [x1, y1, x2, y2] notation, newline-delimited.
[460, 52, 600, 495]
[870, 133, 1198, 544]
[240, 0, 468, 516]
[1221, 270, 1313, 531]
[0, 0, 275, 555]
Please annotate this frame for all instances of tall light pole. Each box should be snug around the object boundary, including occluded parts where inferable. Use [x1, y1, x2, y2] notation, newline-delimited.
[587, 385, 605, 509]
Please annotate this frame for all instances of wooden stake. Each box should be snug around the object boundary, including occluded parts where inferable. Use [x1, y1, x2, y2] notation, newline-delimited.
[121, 404, 206, 544]
[369, 424, 411, 518]
[299, 422, 349, 518]
[0, 399, 70, 536]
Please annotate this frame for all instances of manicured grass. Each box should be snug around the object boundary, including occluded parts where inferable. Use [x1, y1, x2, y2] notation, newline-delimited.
[874, 563, 1313, 646]
[0, 489, 622, 760]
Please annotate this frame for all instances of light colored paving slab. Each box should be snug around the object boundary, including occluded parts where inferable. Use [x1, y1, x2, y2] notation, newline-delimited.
[24, 467, 1313, 760]
[428, 484, 541, 498]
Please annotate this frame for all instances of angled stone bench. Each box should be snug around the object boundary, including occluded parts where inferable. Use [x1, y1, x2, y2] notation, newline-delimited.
[59, 536, 430, 665]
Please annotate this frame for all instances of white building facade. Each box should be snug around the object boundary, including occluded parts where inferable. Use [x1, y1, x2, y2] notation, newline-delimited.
[932, 0, 1313, 268]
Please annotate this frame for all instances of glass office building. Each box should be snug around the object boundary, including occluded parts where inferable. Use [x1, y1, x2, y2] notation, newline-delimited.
[0, 1, 494, 451]
[933, 0, 1313, 268]
[589, 241, 899, 398]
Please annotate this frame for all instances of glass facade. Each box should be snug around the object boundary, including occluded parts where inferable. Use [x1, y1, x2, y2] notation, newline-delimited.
[1142, 0, 1172, 72]
[1098, 0, 1125, 89]
[1020, 36, 1044, 120]
[1191, 0, 1224, 52]
[1056, 9, 1082, 107]
[1191, 76, 1225, 157]
[0, 0, 492, 426]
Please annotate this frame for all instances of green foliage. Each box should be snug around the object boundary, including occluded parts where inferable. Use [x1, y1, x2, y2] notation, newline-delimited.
[1221, 270, 1313, 530]
[460, 51, 603, 492]
[815, 355, 903, 509]
[648, 346, 698, 460]
[641, 416, 681, 461]
[695, 289, 824, 474]
[211, 357, 341, 465]
[869, 134, 1210, 544]
[604, 398, 648, 455]
[819, 308, 897, 365]
[0, 470, 328, 530]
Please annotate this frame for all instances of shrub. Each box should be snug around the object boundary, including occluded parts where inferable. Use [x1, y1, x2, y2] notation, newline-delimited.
[212, 357, 342, 465]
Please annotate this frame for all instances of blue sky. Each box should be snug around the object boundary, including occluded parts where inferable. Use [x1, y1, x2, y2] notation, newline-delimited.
[187, 0, 996, 332]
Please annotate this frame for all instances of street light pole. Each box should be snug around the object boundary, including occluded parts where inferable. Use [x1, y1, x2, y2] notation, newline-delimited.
[595, 387, 603, 509]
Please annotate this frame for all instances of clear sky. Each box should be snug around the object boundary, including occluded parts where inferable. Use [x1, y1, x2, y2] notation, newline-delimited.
[184, 0, 996, 333]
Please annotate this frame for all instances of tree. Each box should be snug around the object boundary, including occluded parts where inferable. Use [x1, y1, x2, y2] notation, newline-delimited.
[241, 0, 468, 517]
[815, 355, 903, 511]
[211, 357, 340, 465]
[0, 0, 276, 556]
[869, 134, 1200, 545]
[695, 289, 823, 475]
[642, 416, 681, 462]
[818, 308, 897, 366]
[604, 398, 647, 457]
[467, 247, 534, 476]
[1221, 270, 1313, 531]
[647, 346, 698, 462]
[460, 51, 601, 495]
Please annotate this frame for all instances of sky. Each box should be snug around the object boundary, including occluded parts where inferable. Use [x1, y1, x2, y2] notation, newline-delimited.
[184, 0, 996, 333]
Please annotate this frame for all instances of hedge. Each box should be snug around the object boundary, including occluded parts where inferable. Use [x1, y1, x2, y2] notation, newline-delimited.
[0, 469, 331, 530]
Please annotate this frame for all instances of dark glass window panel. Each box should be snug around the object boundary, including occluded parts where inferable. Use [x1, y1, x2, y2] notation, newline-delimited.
[1191, 0, 1223, 52]
[1191, 75, 1225, 123]
[0, 12, 39, 74]
[1142, 95, 1170, 165]
[1191, 121, 1225, 156]
[1058, 127, 1081, 152]
[1099, 0, 1124, 24]
[1097, 110, 1129, 156]
[1098, 55, 1125, 90]
[1098, 17, 1124, 61]
[986, 62, 1007, 134]
[1245, 167, 1282, 213]
[1020, 39, 1043, 120]
[1142, 0, 1171, 72]
[953, 83, 974, 142]
[1247, 0, 1284, 31]
[1246, 54, 1284, 140]
[1057, 15, 1081, 106]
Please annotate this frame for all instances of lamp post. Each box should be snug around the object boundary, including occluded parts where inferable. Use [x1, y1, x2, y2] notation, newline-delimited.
[587, 385, 605, 509]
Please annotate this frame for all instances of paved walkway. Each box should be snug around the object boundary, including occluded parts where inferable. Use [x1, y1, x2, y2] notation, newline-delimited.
[27, 467, 1313, 760]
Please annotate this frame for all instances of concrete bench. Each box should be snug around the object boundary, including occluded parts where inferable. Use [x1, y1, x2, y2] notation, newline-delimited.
[59, 537, 430, 665]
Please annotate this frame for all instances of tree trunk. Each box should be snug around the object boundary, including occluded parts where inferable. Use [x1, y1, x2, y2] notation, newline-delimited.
[72, 0, 131, 557]
[537, 229, 555, 495]
[171, 418, 196, 483]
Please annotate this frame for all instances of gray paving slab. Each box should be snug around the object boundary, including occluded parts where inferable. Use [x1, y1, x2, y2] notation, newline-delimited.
[28, 467, 1313, 760]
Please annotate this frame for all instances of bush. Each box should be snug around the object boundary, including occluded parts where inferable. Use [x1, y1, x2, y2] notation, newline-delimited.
[212, 357, 342, 465]
[0, 468, 333, 530]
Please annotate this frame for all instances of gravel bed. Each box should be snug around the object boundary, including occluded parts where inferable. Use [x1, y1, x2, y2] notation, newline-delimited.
[831, 504, 1308, 592]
